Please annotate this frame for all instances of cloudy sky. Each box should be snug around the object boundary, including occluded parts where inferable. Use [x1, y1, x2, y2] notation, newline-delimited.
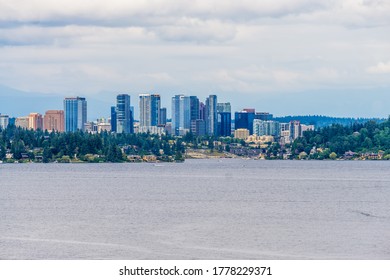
[1, 0, 390, 118]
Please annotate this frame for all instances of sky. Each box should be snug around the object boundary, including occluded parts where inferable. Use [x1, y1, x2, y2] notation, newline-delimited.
[0, 0, 390, 119]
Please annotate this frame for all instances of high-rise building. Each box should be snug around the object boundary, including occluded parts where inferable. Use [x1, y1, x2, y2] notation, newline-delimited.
[44, 110, 64, 132]
[205, 95, 218, 136]
[64, 97, 87, 132]
[199, 102, 206, 120]
[190, 96, 200, 121]
[28, 113, 43, 130]
[218, 112, 232, 137]
[217, 102, 231, 114]
[217, 102, 231, 137]
[235, 110, 255, 134]
[254, 112, 273, 121]
[110, 106, 117, 133]
[172, 94, 191, 136]
[159, 108, 167, 126]
[191, 119, 206, 136]
[116, 94, 132, 134]
[253, 120, 280, 137]
[290, 121, 301, 140]
[0, 114, 9, 129]
[139, 94, 161, 128]
[15, 117, 29, 129]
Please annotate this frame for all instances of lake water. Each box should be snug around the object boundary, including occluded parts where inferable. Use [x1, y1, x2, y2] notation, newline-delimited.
[1, 159, 389, 259]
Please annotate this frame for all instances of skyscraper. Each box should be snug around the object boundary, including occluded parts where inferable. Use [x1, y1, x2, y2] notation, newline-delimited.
[217, 102, 231, 137]
[64, 97, 87, 132]
[159, 108, 167, 126]
[172, 94, 191, 136]
[218, 112, 232, 137]
[116, 94, 132, 134]
[28, 113, 43, 130]
[44, 110, 64, 132]
[235, 110, 255, 134]
[139, 94, 161, 128]
[205, 95, 218, 136]
[217, 102, 231, 114]
[110, 106, 117, 133]
[190, 96, 200, 121]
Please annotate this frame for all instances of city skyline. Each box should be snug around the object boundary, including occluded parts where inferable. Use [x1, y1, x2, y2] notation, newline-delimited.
[1, 1, 390, 118]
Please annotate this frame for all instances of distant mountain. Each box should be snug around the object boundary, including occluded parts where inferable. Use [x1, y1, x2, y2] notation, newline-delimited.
[273, 115, 386, 128]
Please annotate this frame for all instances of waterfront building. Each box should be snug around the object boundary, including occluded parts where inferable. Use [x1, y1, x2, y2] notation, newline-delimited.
[253, 120, 280, 137]
[172, 94, 191, 136]
[0, 114, 9, 129]
[44, 110, 64, 132]
[116, 94, 132, 134]
[205, 95, 218, 136]
[234, 128, 250, 140]
[15, 117, 29, 129]
[110, 106, 117, 133]
[28, 113, 43, 130]
[64, 97, 87, 132]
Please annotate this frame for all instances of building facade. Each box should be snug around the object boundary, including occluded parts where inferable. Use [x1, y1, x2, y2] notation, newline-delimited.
[64, 97, 87, 132]
[28, 113, 43, 130]
[235, 110, 255, 134]
[218, 112, 232, 137]
[110, 106, 117, 133]
[116, 94, 132, 134]
[15, 117, 29, 129]
[0, 114, 9, 129]
[159, 108, 167, 126]
[44, 110, 64, 132]
[205, 95, 218, 136]
[234, 128, 249, 140]
[172, 95, 191, 136]
[253, 120, 280, 137]
[139, 94, 161, 128]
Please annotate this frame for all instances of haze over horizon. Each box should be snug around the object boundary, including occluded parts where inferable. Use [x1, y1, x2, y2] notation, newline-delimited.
[1, 0, 389, 118]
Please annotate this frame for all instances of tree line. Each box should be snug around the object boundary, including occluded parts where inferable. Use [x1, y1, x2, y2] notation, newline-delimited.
[291, 117, 390, 159]
[0, 126, 184, 163]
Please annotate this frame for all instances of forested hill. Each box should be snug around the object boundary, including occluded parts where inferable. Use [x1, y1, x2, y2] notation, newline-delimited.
[273, 115, 386, 128]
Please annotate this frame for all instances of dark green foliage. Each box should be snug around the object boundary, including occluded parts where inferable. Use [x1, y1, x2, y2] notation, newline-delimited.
[292, 117, 390, 158]
[0, 126, 178, 163]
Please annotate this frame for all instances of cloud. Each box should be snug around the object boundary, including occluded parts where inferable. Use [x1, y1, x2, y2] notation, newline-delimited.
[0, 1, 390, 117]
[367, 62, 390, 74]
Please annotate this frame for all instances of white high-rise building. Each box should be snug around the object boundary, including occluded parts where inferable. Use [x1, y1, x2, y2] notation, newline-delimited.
[172, 95, 191, 136]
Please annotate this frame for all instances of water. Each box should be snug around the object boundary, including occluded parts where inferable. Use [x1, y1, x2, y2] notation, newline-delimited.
[1, 159, 389, 259]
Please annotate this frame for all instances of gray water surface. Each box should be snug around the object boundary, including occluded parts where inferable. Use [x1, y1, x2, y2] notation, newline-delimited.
[1, 159, 389, 259]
